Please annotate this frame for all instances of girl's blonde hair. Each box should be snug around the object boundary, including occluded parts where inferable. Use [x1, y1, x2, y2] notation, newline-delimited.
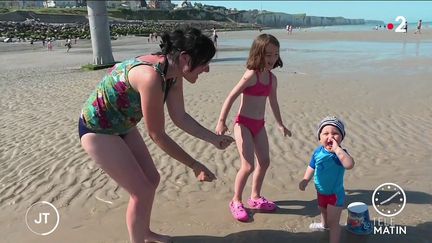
[246, 34, 283, 71]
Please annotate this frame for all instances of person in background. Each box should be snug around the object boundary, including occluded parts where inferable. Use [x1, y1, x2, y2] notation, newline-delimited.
[403, 21, 408, 34]
[211, 27, 218, 47]
[415, 19, 422, 34]
[65, 38, 72, 52]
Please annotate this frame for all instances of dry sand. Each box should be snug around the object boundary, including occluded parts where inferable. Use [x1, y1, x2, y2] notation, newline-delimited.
[0, 29, 431, 243]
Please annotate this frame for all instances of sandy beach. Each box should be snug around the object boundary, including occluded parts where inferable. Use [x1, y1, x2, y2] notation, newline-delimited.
[1, 28, 431, 243]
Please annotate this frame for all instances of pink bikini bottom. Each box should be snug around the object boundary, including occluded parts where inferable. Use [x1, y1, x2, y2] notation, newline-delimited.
[235, 115, 265, 137]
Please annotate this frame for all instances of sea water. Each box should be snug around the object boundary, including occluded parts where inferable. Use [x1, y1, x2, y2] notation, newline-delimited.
[213, 28, 432, 76]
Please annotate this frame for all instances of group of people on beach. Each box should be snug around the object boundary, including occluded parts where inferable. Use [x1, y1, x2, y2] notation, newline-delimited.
[403, 19, 423, 34]
[376, 19, 423, 34]
[286, 24, 293, 34]
[147, 32, 159, 43]
[79, 27, 355, 243]
[34, 37, 76, 52]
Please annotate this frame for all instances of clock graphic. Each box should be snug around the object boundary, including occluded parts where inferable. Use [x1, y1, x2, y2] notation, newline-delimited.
[372, 183, 406, 217]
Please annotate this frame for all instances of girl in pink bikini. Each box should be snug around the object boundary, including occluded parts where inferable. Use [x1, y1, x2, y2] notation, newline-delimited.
[216, 34, 292, 222]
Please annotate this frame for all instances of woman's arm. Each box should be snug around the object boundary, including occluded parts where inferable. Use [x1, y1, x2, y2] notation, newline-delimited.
[268, 75, 291, 137]
[129, 66, 216, 181]
[166, 79, 234, 149]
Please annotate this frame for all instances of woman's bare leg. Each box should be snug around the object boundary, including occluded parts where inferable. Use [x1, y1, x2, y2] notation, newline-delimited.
[123, 128, 171, 243]
[81, 132, 169, 243]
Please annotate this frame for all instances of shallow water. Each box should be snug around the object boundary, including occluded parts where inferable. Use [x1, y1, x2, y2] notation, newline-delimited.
[213, 33, 432, 76]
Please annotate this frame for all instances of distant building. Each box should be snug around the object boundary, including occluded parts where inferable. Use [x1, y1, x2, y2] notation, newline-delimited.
[0, 0, 44, 8]
[42, 1, 76, 8]
[125, 0, 146, 9]
[76, 0, 87, 7]
[23, 0, 45, 8]
[147, 0, 172, 10]
[0, 0, 148, 9]
[0, 0, 20, 8]
[44, 1, 55, 8]
[106, 1, 123, 9]
[106, 1, 146, 10]
[180, 0, 192, 9]
[139, 0, 147, 9]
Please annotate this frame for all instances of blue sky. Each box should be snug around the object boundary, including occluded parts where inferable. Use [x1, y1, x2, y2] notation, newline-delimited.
[173, 1, 432, 23]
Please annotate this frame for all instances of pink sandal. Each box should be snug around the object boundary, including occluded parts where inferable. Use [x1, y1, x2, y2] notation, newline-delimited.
[229, 201, 249, 222]
[247, 196, 277, 212]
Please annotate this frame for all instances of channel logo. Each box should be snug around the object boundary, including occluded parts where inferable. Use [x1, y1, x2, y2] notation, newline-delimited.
[386, 16, 407, 32]
[25, 201, 60, 236]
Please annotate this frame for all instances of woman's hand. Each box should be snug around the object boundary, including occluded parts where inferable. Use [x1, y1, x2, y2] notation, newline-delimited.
[212, 134, 235, 149]
[191, 162, 217, 182]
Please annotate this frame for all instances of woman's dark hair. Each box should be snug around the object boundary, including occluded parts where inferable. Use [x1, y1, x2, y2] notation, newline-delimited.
[246, 34, 283, 71]
[159, 28, 216, 71]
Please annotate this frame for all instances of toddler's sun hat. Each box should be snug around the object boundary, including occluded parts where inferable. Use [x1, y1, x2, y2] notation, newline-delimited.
[317, 116, 345, 140]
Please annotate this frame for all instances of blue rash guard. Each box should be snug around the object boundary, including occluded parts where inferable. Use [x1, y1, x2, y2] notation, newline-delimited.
[309, 146, 346, 206]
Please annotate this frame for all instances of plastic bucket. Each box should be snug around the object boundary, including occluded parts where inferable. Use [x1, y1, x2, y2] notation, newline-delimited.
[346, 202, 373, 235]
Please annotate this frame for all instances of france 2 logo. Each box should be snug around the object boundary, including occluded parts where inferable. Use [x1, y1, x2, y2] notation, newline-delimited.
[387, 16, 407, 33]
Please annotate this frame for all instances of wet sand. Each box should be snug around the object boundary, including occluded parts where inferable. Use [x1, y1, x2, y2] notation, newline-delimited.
[1, 29, 431, 243]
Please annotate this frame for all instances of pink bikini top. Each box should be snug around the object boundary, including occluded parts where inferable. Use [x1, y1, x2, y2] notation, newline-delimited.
[243, 71, 272, 97]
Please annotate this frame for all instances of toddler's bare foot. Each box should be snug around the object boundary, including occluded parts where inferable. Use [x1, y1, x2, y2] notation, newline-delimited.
[144, 231, 172, 243]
